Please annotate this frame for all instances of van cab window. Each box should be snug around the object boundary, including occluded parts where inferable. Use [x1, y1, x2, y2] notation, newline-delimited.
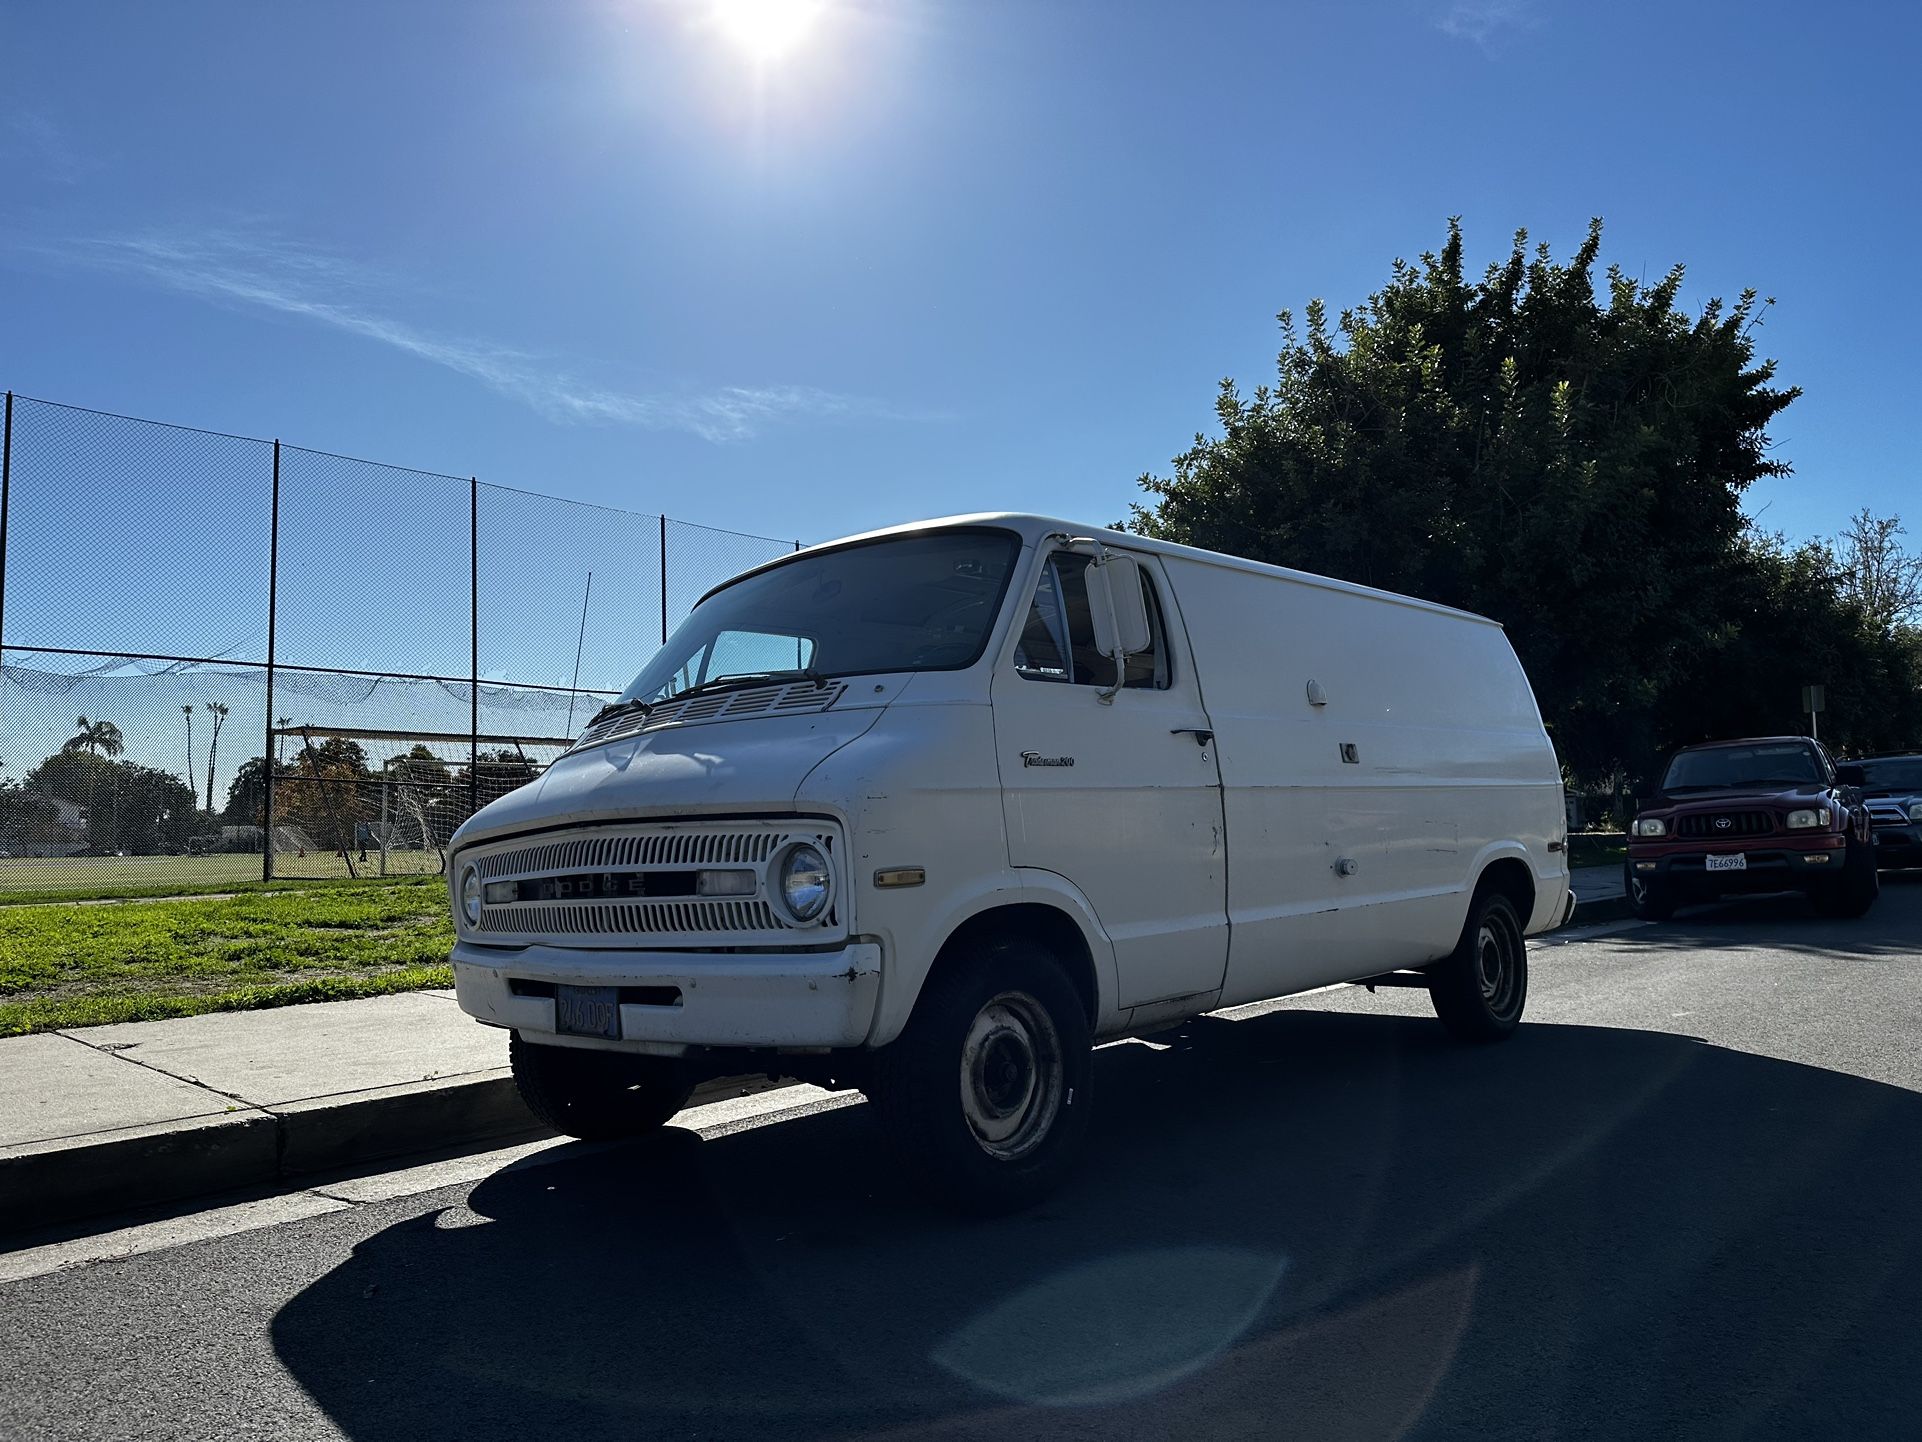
[1014, 551, 1169, 689]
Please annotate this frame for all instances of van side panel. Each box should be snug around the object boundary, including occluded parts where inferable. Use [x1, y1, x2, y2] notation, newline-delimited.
[1157, 556, 1565, 1006]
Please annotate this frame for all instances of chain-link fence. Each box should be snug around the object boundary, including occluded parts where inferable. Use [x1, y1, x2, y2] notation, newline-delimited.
[0, 392, 798, 890]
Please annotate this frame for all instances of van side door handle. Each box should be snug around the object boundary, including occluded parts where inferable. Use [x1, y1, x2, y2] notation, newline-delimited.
[1170, 727, 1214, 746]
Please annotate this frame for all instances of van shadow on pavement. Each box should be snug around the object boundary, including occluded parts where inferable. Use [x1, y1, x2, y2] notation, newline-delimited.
[272, 1008, 1922, 1441]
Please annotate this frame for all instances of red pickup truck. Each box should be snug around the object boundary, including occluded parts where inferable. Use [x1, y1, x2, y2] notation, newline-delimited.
[1625, 736, 1879, 921]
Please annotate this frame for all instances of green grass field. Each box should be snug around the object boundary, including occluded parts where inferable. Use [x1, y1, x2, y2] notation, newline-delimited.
[0, 879, 454, 1036]
[0, 848, 446, 899]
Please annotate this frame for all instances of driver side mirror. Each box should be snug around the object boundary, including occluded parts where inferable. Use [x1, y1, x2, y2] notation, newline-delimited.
[1836, 763, 1865, 787]
[1085, 553, 1152, 663]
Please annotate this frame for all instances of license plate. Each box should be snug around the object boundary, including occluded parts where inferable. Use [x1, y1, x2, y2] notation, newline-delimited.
[1705, 853, 1747, 872]
[554, 985, 621, 1039]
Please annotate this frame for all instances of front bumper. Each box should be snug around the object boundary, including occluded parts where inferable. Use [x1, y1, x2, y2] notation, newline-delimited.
[1872, 825, 1922, 868]
[451, 940, 882, 1054]
[1627, 842, 1844, 894]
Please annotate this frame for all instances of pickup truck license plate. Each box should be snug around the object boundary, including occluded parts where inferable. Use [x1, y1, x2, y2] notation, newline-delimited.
[555, 985, 621, 1039]
[1705, 853, 1747, 873]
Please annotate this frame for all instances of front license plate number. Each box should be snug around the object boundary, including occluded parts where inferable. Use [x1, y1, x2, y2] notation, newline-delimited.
[555, 985, 621, 1039]
[1705, 853, 1747, 873]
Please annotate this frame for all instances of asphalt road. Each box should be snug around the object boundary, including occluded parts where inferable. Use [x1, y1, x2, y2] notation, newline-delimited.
[4, 879, 1920, 1441]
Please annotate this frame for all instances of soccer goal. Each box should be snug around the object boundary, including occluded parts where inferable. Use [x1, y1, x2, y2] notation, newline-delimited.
[266, 725, 573, 880]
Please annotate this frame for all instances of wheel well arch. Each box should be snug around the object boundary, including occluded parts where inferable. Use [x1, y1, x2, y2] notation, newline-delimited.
[930, 902, 1099, 1028]
[1474, 855, 1536, 922]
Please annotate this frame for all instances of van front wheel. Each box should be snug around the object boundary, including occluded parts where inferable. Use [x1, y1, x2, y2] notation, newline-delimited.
[1428, 890, 1528, 1042]
[866, 938, 1091, 1214]
[510, 1033, 693, 1141]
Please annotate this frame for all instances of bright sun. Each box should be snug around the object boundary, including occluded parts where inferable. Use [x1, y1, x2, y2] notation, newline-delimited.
[709, 0, 825, 64]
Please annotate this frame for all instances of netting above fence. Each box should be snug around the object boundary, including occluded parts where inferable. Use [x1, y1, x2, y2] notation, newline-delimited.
[0, 389, 799, 891]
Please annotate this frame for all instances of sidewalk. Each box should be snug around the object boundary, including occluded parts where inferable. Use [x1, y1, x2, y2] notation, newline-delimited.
[5, 869, 1634, 1237]
[1571, 861, 1627, 911]
[0, 991, 545, 1234]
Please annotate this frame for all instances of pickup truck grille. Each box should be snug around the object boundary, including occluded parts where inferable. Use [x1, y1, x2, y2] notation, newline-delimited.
[458, 820, 842, 947]
[1675, 810, 1775, 839]
[572, 681, 846, 750]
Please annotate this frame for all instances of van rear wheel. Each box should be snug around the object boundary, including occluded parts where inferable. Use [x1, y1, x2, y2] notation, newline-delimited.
[510, 1033, 693, 1141]
[1428, 890, 1528, 1042]
[866, 937, 1091, 1214]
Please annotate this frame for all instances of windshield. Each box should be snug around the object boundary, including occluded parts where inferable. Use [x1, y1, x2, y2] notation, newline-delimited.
[617, 528, 1020, 705]
[1662, 742, 1825, 792]
[1858, 756, 1922, 792]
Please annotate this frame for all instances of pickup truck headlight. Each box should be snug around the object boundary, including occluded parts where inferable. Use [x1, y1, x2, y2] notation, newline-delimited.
[777, 842, 831, 923]
[1909, 802, 1922, 823]
[1632, 817, 1667, 837]
[1784, 807, 1831, 830]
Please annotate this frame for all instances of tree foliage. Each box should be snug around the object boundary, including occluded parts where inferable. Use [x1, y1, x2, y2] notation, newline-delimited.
[22, 750, 197, 853]
[63, 716, 125, 758]
[1129, 218, 1920, 775]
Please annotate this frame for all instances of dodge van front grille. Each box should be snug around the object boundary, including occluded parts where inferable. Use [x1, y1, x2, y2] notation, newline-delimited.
[571, 681, 847, 750]
[457, 820, 843, 948]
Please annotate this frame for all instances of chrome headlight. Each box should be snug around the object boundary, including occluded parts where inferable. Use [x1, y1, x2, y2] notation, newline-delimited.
[1632, 817, 1667, 837]
[777, 842, 831, 923]
[459, 866, 483, 927]
[1784, 807, 1830, 830]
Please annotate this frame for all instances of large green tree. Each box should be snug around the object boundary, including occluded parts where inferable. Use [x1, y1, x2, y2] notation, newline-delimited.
[1127, 218, 1885, 776]
[21, 751, 196, 853]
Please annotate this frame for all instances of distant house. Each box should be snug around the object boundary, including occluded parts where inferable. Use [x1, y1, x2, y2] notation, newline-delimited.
[19, 798, 88, 858]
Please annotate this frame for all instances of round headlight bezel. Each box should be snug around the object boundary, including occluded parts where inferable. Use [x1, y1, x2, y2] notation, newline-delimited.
[459, 866, 483, 927]
[777, 841, 831, 925]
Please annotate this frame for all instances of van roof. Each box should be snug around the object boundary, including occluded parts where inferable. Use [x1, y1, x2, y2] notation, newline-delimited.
[716, 512, 1500, 627]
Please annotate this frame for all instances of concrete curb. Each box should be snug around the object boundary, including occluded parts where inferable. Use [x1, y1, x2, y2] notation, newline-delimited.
[0, 1109, 278, 1235]
[0, 1069, 770, 1238]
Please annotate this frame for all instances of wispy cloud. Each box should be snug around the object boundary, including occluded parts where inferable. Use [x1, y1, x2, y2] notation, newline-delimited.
[1435, 0, 1541, 51]
[6, 111, 96, 184]
[44, 226, 919, 443]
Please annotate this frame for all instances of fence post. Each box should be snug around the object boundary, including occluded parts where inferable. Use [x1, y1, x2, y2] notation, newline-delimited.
[659, 514, 669, 645]
[262, 440, 281, 881]
[0, 393, 12, 655]
[470, 476, 479, 819]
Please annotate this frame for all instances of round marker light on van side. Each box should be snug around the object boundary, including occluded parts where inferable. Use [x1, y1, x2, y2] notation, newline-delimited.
[778, 842, 831, 923]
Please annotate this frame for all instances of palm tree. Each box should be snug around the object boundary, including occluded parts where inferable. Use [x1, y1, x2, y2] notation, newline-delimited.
[182, 706, 197, 798]
[204, 702, 230, 815]
[63, 716, 124, 758]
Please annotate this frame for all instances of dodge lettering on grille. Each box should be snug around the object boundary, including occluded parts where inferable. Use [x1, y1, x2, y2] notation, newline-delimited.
[519, 871, 697, 903]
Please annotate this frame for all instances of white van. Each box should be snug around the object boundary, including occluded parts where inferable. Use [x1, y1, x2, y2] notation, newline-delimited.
[448, 515, 1572, 1208]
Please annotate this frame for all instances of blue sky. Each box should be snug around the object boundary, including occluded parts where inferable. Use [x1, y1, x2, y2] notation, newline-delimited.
[4, 0, 1917, 560]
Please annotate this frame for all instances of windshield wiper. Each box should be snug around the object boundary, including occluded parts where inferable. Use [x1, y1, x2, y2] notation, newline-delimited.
[584, 696, 651, 728]
[655, 668, 825, 707]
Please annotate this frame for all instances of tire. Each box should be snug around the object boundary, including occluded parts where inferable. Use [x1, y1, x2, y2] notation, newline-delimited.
[510, 1032, 694, 1141]
[1428, 889, 1529, 1043]
[866, 936, 1092, 1214]
[1811, 836, 1880, 919]
[1625, 863, 1676, 922]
